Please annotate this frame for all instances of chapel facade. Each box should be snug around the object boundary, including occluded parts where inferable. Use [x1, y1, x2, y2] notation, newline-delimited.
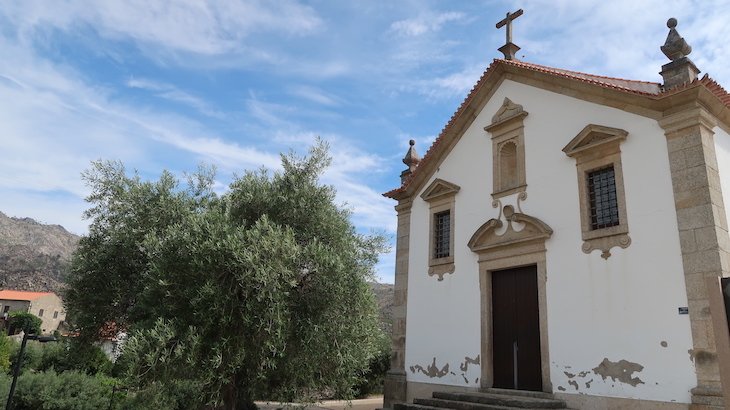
[383, 16, 730, 410]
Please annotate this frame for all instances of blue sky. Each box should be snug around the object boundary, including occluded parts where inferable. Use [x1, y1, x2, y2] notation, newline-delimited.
[1, 1, 729, 283]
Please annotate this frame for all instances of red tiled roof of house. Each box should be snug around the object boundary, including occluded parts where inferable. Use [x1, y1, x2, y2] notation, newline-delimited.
[383, 59, 730, 199]
[0, 290, 53, 301]
[98, 321, 124, 340]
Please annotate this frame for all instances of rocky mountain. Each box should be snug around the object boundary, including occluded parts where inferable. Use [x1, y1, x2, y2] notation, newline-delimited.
[0, 211, 79, 293]
[370, 281, 394, 334]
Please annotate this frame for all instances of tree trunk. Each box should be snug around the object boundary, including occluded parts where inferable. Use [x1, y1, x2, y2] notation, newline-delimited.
[223, 376, 238, 410]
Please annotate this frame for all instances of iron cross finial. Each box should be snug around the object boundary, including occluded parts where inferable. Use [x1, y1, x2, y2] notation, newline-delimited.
[496, 9, 523, 60]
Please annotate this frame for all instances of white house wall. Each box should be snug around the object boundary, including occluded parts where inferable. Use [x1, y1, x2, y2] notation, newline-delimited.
[405, 79, 696, 403]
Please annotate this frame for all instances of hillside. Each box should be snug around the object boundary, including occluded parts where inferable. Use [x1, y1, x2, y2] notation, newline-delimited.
[370, 281, 394, 330]
[0, 211, 80, 292]
[0, 210, 396, 330]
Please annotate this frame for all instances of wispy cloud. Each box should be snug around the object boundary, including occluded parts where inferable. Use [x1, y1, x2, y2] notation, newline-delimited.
[0, 38, 280, 198]
[289, 85, 342, 107]
[127, 77, 224, 118]
[3, 0, 323, 56]
[390, 12, 467, 37]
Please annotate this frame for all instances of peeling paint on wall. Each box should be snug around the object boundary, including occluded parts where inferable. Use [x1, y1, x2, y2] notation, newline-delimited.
[585, 379, 593, 388]
[660, 341, 668, 347]
[592, 358, 645, 387]
[410, 357, 449, 378]
[459, 355, 480, 372]
[557, 386, 566, 391]
[568, 380, 579, 390]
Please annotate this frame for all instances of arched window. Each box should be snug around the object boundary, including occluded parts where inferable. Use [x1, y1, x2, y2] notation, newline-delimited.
[485, 97, 527, 199]
[499, 141, 519, 191]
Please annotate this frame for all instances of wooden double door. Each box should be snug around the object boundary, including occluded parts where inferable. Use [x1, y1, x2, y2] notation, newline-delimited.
[491, 265, 542, 391]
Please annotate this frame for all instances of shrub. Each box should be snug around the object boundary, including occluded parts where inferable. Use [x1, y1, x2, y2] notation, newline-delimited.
[0, 332, 10, 373]
[9, 340, 43, 374]
[60, 338, 112, 376]
[7, 312, 41, 335]
[120, 380, 203, 410]
[0, 370, 119, 410]
[352, 333, 391, 398]
[8, 337, 112, 376]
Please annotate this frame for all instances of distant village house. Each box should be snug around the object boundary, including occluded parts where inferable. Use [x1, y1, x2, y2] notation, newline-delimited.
[0, 290, 66, 335]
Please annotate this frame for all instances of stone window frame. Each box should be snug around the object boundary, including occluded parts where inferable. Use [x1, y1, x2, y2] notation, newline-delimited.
[420, 178, 460, 281]
[485, 98, 528, 199]
[563, 124, 631, 259]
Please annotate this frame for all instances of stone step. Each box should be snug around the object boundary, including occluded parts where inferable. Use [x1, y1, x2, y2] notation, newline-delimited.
[394, 402, 445, 410]
[415, 397, 548, 410]
[480, 388, 555, 400]
[432, 392, 566, 409]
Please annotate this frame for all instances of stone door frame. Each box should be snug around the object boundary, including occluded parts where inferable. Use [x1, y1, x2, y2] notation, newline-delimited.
[468, 208, 553, 393]
[478, 251, 551, 393]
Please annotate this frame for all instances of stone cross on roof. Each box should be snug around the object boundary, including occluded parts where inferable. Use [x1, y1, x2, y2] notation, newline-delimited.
[496, 9, 523, 60]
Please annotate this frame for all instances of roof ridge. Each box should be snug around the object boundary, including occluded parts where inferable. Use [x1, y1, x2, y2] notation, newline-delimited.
[504, 59, 661, 85]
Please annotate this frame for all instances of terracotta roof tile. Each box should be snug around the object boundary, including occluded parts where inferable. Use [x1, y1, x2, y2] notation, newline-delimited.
[0, 290, 53, 301]
[502, 59, 663, 95]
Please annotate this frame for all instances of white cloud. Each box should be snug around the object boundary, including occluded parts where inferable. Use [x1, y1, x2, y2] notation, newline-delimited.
[3, 0, 323, 56]
[430, 65, 485, 97]
[390, 12, 466, 37]
[0, 39, 282, 215]
[503, 0, 730, 86]
[0, 34, 396, 244]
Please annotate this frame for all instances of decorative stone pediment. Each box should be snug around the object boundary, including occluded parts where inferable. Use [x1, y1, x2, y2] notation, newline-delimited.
[485, 98, 528, 132]
[468, 205, 553, 255]
[562, 124, 628, 158]
[420, 179, 461, 202]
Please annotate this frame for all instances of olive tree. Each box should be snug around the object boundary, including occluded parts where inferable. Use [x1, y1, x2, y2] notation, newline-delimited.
[65, 142, 386, 409]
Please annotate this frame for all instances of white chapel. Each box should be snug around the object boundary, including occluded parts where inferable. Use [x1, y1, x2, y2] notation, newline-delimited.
[383, 12, 730, 410]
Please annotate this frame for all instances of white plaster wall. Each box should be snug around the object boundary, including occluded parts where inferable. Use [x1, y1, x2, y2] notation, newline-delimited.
[405, 79, 696, 403]
[714, 126, 730, 232]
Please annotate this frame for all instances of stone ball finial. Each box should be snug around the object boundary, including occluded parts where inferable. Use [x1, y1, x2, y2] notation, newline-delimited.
[661, 17, 692, 61]
[402, 139, 420, 169]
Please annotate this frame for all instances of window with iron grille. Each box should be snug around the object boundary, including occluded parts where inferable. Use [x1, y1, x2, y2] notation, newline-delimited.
[588, 166, 620, 230]
[434, 210, 451, 259]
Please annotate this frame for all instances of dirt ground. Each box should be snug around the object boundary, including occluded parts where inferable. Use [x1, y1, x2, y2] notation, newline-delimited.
[256, 396, 383, 410]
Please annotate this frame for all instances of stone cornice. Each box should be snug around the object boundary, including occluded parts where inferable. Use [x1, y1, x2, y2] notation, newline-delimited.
[394, 199, 413, 214]
[658, 105, 718, 136]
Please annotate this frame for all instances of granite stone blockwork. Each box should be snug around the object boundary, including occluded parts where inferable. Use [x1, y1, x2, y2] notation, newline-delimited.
[660, 108, 730, 408]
